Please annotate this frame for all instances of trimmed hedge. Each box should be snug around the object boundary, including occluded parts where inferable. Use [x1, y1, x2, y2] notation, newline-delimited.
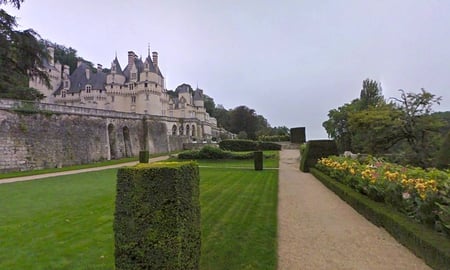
[139, 150, 149, 163]
[219, 139, 281, 151]
[219, 139, 258, 151]
[290, 127, 306, 144]
[254, 151, 263, 171]
[114, 161, 200, 270]
[311, 168, 450, 270]
[300, 140, 337, 172]
[178, 146, 255, 160]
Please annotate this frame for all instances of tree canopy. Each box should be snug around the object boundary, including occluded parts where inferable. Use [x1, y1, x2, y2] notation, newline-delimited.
[0, 0, 49, 100]
[323, 78, 447, 167]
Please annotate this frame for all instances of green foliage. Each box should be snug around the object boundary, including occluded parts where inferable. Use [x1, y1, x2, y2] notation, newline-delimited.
[300, 140, 338, 172]
[359, 78, 384, 109]
[0, 2, 49, 100]
[311, 168, 450, 270]
[437, 132, 450, 169]
[219, 139, 258, 151]
[258, 141, 282, 151]
[114, 162, 200, 270]
[290, 127, 306, 144]
[138, 151, 149, 163]
[258, 134, 290, 142]
[178, 146, 255, 160]
[254, 151, 263, 171]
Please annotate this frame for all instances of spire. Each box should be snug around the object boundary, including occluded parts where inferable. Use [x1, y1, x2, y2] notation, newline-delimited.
[148, 43, 151, 57]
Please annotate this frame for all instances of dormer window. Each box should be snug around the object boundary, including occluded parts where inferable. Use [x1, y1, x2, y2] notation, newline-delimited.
[61, 90, 67, 98]
[131, 95, 136, 103]
[64, 80, 69, 89]
[131, 73, 137, 81]
[86, 85, 92, 93]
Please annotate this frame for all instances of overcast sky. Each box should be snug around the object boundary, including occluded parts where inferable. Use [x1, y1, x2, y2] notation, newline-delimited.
[5, 0, 450, 139]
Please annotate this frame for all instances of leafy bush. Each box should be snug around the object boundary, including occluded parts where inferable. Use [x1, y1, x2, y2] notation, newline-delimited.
[198, 146, 233, 159]
[114, 161, 200, 269]
[178, 146, 267, 160]
[300, 140, 338, 172]
[258, 142, 282, 151]
[316, 155, 450, 235]
[139, 151, 149, 163]
[178, 150, 200, 159]
[219, 139, 258, 151]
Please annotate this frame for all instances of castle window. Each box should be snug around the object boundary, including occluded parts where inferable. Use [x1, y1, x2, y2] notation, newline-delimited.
[146, 94, 149, 100]
[86, 85, 92, 93]
[64, 80, 69, 88]
[110, 85, 113, 89]
[131, 73, 137, 81]
[144, 82, 148, 88]
[62, 91, 66, 98]
[111, 96, 115, 102]
[131, 96, 136, 103]
[129, 84, 134, 90]
[100, 90, 102, 94]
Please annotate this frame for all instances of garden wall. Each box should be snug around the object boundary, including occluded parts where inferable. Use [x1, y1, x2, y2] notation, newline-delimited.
[0, 109, 186, 172]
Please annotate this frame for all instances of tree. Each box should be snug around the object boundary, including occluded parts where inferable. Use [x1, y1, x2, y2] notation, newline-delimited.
[348, 103, 403, 154]
[359, 78, 384, 109]
[229, 106, 259, 140]
[0, 0, 50, 100]
[391, 89, 444, 167]
[436, 131, 450, 169]
[323, 99, 360, 152]
[203, 94, 215, 116]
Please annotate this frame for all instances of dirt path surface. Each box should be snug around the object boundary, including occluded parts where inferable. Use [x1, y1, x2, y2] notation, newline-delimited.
[0, 156, 169, 184]
[277, 149, 431, 270]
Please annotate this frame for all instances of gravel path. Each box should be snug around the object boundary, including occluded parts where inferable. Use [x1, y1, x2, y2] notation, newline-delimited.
[277, 149, 431, 270]
[0, 156, 169, 184]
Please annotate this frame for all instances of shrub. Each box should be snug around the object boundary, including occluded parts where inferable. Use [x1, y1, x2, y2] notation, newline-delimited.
[219, 139, 258, 151]
[436, 131, 450, 169]
[300, 140, 338, 172]
[198, 146, 232, 159]
[178, 150, 200, 159]
[114, 161, 201, 270]
[139, 151, 149, 163]
[290, 127, 306, 144]
[254, 151, 263, 171]
[258, 135, 290, 142]
[258, 142, 282, 151]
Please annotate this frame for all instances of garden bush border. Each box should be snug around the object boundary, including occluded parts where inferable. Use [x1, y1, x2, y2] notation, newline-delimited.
[311, 168, 450, 270]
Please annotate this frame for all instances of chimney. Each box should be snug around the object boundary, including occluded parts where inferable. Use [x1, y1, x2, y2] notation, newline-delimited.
[63, 65, 70, 76]
[152, 51, 158, 67]
[47, 47, 55, 66]
[86, 68, 90, 80]
[77, 59, 82, 67]
[128, 51, 135, 67]
[97, 64, 103, 72]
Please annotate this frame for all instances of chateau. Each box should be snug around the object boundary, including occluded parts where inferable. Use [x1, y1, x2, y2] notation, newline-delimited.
[29, 47, 219, 139]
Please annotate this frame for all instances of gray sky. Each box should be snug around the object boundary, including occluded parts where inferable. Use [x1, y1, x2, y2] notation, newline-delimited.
[5, 0, 450, 139]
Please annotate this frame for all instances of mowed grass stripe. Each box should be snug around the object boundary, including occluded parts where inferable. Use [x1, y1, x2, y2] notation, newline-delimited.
[0, 158, 278, 270]
[200, 167, 278, 270]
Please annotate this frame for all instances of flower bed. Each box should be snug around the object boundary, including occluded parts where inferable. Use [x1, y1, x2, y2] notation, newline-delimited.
[316, 156, 450, 236]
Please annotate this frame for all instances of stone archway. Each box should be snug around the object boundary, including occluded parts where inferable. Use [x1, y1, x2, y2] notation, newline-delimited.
[186, 124, 190, 137]
[108, 123, 117, 159]
[123, 126, 132, 157]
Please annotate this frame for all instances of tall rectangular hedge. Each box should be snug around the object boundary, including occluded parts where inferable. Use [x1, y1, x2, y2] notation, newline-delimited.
[300, 140, 338, 172]
[114, 161, 201, 270]
[290, 127, 306, 144]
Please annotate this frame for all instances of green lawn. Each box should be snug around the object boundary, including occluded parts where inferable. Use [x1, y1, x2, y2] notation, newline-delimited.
[0, 157, 278, 269]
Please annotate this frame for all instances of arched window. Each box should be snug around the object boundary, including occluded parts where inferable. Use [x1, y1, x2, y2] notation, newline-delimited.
[172, 125, 177, 135]
[86, 85, 92, 93]
[179, 125, 184, 135]
[186, 124, 190, 136]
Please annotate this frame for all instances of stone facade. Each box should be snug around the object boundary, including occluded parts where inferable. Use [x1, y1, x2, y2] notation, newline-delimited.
[29, 47, 219, 139]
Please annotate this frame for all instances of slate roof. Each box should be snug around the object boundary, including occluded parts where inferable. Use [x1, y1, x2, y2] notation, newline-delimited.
[193, 89, 203, 100]
[54, 62, 106, 95]
[111, 57, 124, 75]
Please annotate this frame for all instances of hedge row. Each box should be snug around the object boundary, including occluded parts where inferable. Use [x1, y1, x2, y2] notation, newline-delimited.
[219, 139, 281, 151]
[178, 146, 276, 160]
[300, 140, 338, 172]
[311, 168, 450, 270]
[114, 161, 200, 269]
